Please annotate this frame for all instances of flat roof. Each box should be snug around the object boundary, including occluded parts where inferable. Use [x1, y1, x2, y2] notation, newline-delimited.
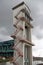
[0, 40, 14, 44]
[12, 1, 24, 10]
[12, 1, 30, 11]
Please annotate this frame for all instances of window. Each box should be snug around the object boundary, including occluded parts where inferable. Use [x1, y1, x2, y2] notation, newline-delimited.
[0, 53, 3, 56]
[25, 11, 30, 23]
[24, 45, 29, 65]
[25, 24, 29, 40]
[7, 45, 11, 50]
[0, 46, 2, 50]
[3, 46, 7, 50]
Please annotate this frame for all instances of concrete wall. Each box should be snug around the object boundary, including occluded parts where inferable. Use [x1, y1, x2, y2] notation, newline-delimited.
[13, 3, 32, 65]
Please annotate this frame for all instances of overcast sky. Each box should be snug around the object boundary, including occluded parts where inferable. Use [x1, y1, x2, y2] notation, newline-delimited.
[0, 0, 43, 57]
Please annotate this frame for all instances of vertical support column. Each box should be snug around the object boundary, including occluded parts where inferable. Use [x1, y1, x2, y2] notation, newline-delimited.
[22, 16, 25, 65]
[23, 43, 25, 65]
[22, 15, 26, 65]
[29, 27, 32, 42]
[29, 26, 32, 65]
[29, 46, 32, 65]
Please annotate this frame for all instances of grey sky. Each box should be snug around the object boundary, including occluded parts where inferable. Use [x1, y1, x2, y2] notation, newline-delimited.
[0, 0, 43, 56]
[29, 0, 43, 56]
[0, 0, 43, 38]
[0, 0, 28, 35]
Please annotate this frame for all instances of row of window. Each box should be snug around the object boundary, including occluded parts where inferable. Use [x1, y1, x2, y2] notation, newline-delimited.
[0, 52, 13, 57]
[0, 45, 13, 50]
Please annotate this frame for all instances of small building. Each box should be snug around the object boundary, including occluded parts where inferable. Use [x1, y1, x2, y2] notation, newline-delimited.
[33, 56, 43, 65]
[11, 1, 34, 65]
[37, 63, 43, 65]
[0, 40, 14, 63]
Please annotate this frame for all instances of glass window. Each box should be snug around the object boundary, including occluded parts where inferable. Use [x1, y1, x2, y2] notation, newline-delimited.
[3, 46, 7, 50]
[7, 45, 10, 50]
[0, 46, 2, 50]
[24, 45, 29, 65]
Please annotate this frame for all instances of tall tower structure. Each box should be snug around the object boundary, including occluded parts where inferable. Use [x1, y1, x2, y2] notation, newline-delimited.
[11, 1, 34, 65]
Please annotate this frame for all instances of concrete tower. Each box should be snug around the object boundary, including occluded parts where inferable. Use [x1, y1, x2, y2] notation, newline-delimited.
[11, 1, 34, 65]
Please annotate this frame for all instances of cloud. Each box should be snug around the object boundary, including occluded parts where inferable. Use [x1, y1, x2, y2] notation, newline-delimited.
[0, 27, 9, 35]
[37, 1, 43, 15]
[0, 0, 43, 57]
[0, 27, 13, 42]
[32, 35, 43, 57]
[0, 34, 13, 42]
[32, 26, 43, 39]
[28, 0, 43, 29]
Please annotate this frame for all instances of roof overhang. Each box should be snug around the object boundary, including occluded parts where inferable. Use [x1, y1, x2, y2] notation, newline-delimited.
[12, 1, 31, 12]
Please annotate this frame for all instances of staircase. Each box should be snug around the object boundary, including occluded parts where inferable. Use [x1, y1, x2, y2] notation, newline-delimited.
[11, 15, 24, 65]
